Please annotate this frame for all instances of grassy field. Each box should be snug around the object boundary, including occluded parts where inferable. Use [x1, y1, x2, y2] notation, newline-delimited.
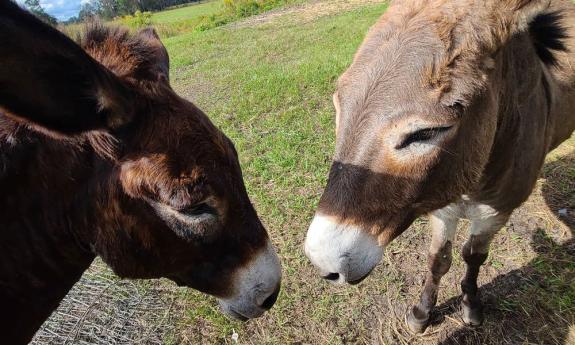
[61, 0, 298, 39]
[122, 0, 303, 38]
[151, 1, 222, 24]
[36, 1, 574, 344]
[147, 0, 224, 37]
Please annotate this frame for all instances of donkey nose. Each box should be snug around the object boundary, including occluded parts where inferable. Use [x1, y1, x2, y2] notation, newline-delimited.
[322, 272, 340, 281]
[260, 284, 281, 310]
[219, 240, 282, 320]
[305, 214, 383, 285]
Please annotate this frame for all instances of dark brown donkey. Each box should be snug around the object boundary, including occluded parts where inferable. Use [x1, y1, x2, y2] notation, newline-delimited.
[0, 2, 281, 343]
[305, 0, 575, 333]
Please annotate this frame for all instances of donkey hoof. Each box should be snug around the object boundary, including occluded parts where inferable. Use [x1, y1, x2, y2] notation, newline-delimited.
[462, 304, 483, 326]
[405, 307, 429, 334]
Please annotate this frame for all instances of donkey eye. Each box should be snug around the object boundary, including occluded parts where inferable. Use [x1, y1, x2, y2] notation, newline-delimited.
[180, 202, 217, 217]
[396, 126, 452, 150]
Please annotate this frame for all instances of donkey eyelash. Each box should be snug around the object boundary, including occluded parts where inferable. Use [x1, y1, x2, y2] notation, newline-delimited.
[179, 202, 217, 217]
[449, 101, 466, 114]
[396, 126, 453, 150]
[149, 200, 217, 226]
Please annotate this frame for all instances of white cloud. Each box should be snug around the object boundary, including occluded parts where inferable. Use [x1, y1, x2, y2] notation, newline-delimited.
[38, 0, 83, 20]
[15, 0, 84, 20]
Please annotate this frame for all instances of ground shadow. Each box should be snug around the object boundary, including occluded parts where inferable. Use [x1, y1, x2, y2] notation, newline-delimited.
[431, 152, 575, 345]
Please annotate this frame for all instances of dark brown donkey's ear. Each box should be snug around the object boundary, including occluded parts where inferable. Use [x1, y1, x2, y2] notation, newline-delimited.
[136, 27, 170, 82]
[0, 1, 134, 135]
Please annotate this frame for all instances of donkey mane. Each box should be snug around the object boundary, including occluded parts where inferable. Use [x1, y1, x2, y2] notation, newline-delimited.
[0, 22, 171, 163]
[383, 0, 570, 103]
[79, 24, 170, 84]
[76, 24, 174, 160]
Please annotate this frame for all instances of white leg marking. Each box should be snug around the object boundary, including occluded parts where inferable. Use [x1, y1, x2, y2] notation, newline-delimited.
[429, 210, 459, 254]
[469, 214, 509, 236]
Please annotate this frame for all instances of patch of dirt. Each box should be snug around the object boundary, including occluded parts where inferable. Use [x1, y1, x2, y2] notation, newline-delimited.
[229, 0, 384, 29]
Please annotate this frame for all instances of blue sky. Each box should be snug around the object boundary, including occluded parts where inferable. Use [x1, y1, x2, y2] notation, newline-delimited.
[18, 0, 87, 21]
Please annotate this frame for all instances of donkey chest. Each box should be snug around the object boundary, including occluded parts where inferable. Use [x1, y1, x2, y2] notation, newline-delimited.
[436, 196, 501, 222]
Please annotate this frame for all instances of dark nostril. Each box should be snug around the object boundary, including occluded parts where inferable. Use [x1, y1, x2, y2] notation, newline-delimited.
[261, 285, 280, 310]
[322, 272, 340, 281]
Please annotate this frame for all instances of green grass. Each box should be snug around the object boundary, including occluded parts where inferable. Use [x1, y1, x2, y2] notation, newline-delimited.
[148, 0, 226, 37]
[151, 1, 222, 24]
[130, 0, 302, 37]
[165, 3, 388, 246]
[162, 3, 390, 342]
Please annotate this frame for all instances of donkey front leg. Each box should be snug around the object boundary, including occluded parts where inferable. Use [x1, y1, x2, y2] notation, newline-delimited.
[460, 213, 509, 326]
[406, 211, 458, 333]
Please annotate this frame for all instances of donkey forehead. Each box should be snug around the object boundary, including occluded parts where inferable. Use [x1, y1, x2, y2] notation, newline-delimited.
[121, 153, 204, 189]
[338, 39, 444, 112]
[141, 131, 234, 175]
[120, 150, 228, 207]
[337, 3, 494, 117]
[333, 25, 466, 167]
[140, 97, 234, 153]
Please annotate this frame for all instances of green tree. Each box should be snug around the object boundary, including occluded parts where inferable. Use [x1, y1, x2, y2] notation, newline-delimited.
[78, 1, 99, 21]
[117, 0, 139, 15]
[24, 0, 58, 25]
[96, 0, 121, 18]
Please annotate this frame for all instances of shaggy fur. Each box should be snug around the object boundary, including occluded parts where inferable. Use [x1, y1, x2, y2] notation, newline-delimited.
[313, 0, 575, 330]
[320, 0, 575, 241]
[0, 2, 270, 343]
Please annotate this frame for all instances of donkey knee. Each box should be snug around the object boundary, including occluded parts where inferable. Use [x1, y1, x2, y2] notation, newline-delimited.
[429, 241, 453, 277]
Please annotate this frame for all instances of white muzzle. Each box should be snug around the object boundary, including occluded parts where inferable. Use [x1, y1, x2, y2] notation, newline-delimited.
[304, 214, 383, 284]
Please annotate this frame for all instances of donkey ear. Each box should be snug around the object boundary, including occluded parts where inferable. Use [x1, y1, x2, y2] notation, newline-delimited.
[0, 1, 134, 135]
[136, 27, 170, 82]
[506, 0, 552, 32]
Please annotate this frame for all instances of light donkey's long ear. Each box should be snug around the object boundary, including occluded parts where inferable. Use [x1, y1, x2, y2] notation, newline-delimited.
[495, 0, 568, 66]
[504, 0, 552, 33]
[470, 0, 563, 65]
[0, 1, 134, 135]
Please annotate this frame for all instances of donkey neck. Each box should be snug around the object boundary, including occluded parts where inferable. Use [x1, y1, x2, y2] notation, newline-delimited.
[473, 32, 555, 211]
[0, 119, 99, 343]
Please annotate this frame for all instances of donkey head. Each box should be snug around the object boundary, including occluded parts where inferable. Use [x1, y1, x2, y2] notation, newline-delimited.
[0, 2, 280, 320]
[305, 0, 562, 284]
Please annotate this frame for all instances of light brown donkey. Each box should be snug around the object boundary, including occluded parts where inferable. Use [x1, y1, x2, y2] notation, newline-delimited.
[305, 0, 575, 333]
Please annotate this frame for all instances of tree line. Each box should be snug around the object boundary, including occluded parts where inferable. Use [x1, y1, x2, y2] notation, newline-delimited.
[22, 0, 204, 24]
